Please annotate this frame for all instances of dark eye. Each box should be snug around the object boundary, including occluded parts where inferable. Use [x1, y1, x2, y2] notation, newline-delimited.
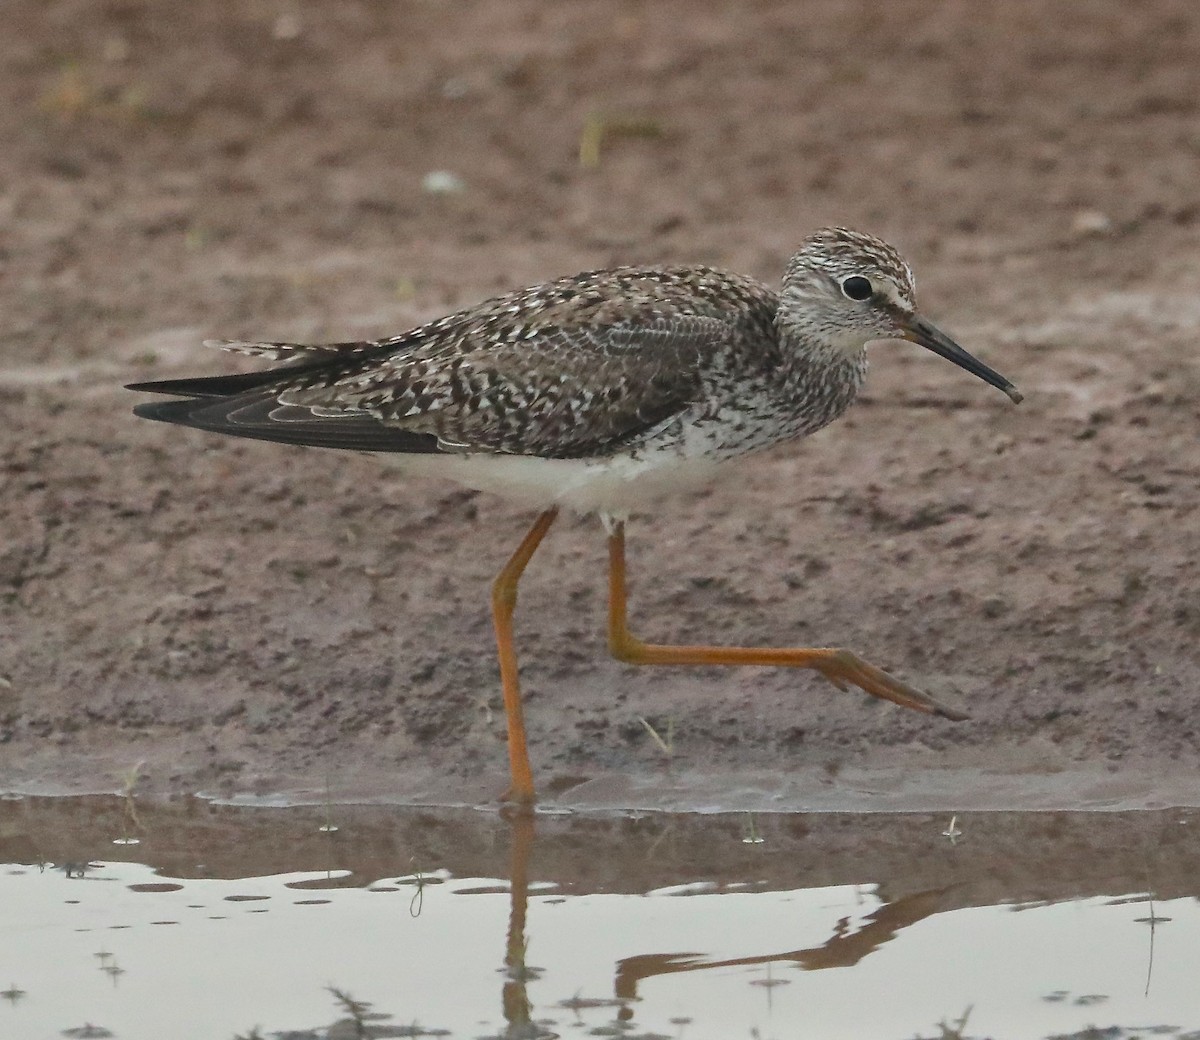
[841, 276, 873, 301]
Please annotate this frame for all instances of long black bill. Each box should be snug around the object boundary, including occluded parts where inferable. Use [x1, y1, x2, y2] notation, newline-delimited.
[904, 315, 1023, 404]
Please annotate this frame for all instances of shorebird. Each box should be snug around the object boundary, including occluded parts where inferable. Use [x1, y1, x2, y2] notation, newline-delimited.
[128, 227, 1021, 803]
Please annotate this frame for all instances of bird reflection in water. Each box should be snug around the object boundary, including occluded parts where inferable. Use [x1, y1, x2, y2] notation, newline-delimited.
[493, 813, 954, 1038]
[499, 813, 551, 1040]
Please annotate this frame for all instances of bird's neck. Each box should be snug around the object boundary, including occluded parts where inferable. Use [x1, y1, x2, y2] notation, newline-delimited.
[772, 311, 869, 432]
[774, 303, 869, 371]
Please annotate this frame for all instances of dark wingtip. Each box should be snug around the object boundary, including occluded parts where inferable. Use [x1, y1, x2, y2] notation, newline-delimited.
[126, 365, 318, 399]
[126, 376, 217, 397]
[132, 398, 199, 423]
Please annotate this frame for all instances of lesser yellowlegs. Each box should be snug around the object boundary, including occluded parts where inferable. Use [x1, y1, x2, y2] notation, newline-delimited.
[129, 227, 1022, 802]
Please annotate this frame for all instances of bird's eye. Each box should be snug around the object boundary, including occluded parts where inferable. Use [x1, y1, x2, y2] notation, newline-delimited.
[841, 276, 873, 301]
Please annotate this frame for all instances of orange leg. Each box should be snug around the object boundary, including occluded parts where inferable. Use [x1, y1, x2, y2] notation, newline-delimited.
[606, 520, 968, 720]
[491, 508, 559, 804]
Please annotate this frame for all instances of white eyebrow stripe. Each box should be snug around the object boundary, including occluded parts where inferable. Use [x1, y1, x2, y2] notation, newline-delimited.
[874, 281, 911, 311]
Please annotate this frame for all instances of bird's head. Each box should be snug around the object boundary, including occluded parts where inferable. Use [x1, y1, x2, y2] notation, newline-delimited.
[780, 227, 1022, 403]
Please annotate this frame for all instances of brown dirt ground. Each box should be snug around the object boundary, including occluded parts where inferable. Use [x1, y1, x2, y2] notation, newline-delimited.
[2, 0, 1199, 810]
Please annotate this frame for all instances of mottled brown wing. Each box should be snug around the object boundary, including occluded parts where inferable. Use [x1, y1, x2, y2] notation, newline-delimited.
[272, 314, 733, 457]
[129, 265, 779, 458]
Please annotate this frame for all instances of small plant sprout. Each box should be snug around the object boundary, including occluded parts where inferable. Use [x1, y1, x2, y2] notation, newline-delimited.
[742, 813, 765, 845]
[0, 983, 27, 1005]
[935, 1005, 973, 1039]
[327, 986, 372, 1038]
[409, 863, 428, 918]
[638, 715, 675, 758]
[114, 761, 145, 844]
[319, 771, 339, 833]
[119, 760, 145, 797]
[942, 815, 962, 844]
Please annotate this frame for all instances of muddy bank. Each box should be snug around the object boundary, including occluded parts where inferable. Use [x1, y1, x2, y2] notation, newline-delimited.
[2, 1, 1199, 808]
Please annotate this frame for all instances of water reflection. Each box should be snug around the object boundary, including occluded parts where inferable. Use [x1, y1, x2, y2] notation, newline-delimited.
[0, 797, 1196, 1039]
[499, 813, 951, 1032]
[613, 885, 952, 999]
[502, 813, 546, 1040]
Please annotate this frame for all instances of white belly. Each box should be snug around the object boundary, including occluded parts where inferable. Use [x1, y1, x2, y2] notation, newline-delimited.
[385, 448, 726, 519]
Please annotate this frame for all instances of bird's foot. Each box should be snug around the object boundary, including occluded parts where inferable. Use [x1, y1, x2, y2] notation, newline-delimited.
[812, 649, 969, 720]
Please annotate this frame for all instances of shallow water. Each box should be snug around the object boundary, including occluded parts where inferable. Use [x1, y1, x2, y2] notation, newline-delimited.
[1, 797, 1197, 1040]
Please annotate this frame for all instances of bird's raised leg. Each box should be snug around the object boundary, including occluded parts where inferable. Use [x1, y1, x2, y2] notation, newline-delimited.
[492, 508, 559, 804]
[606, 520, 968, 720]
